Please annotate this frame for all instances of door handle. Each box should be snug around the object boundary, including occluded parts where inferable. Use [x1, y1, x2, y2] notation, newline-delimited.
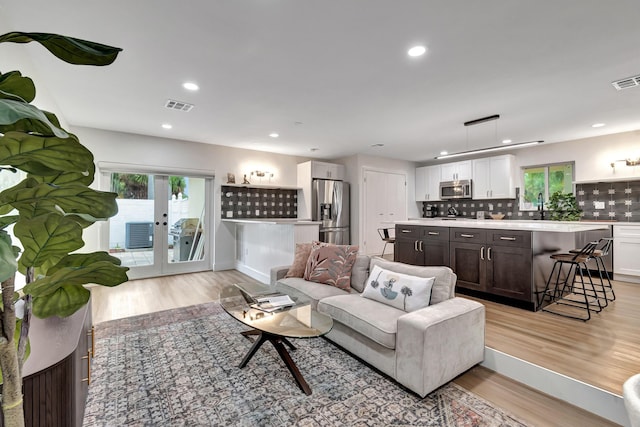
[480, 246, 485, 260]
[487, 247, 492, 261]
[414, 240, 418, 251]
[419, 241, 424, 252]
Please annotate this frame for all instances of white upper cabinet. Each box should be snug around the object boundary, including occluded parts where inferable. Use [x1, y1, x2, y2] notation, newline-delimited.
[440, 160, 472, 181]
[309, 161, 345, 180]
[415, 165, 441, 201]
[472, 154, 516, 199]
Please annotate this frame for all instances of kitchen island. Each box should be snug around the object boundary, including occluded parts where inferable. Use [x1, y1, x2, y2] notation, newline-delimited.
[223, 218, 320, 283]
[393, 219, 612, 310]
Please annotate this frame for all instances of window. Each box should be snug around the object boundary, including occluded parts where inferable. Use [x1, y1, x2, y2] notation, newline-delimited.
[521, 163, 574, 210]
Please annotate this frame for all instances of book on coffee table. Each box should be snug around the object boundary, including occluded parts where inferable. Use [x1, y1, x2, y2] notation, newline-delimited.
[251, 294, 296, 312]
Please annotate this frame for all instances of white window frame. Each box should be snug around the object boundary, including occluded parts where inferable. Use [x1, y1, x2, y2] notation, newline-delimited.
[520, 162, 574, 211]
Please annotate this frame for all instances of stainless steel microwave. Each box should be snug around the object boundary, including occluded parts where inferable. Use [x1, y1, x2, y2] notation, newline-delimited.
[439, 179, 472, 200]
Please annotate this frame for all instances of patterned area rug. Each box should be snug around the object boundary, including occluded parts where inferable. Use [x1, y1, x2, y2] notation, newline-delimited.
[83, 302, 529, 426]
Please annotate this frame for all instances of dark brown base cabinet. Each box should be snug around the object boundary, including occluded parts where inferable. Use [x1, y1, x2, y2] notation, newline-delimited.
[395, 225, 449, 267]
[450, 228, 533, 304]
[0, 302, 93, 427]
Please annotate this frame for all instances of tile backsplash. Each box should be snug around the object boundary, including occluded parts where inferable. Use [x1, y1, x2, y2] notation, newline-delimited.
[221, 185, 298, 219]
[422, 179, 639, 222]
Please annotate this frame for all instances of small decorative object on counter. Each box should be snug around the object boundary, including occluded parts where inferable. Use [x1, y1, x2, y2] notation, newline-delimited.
[227, 173, 235, 184]
[547, 191, 582, 221]
[242, 174, 250, 184]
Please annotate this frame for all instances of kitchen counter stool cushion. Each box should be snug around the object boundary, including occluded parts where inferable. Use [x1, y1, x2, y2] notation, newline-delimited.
[284, 242, 313, 278]
[361, 265, 435, 312]
[318, 294, 404, 349]
[303, 242, 359, 290]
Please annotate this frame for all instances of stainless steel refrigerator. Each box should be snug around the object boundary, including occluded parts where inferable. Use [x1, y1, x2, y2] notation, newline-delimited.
[312, 179, 350, 244]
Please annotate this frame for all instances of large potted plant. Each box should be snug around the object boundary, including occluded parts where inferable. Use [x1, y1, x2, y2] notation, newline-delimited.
[0, 32, 128, 427]
[547, 190, 582, 221]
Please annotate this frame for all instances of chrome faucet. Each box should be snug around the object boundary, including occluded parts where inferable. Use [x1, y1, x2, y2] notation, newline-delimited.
[537, 192, 546, 220]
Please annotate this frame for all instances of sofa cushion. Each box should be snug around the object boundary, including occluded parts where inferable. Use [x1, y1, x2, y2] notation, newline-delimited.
[304, 242, 359, 290]
[318, 294, 405, 350]
[350, 255, 370, 293]
[361, 265, 434, 312]
[276, 277, 350, 309]
[369, 258, 455, 305]
[284, 243, 312, 278]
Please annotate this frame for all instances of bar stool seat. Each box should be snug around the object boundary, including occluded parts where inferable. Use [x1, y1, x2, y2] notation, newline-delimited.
[538, 241, 602, 321]
[377, 228, 395, 258]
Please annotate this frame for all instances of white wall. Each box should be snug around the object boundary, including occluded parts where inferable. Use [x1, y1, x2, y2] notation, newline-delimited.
[72, 126, 310, 271]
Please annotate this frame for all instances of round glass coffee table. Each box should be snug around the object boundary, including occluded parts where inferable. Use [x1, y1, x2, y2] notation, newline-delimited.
[219, 283, 333, 395]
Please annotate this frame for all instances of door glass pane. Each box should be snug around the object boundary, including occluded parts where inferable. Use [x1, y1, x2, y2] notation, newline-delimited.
[168, 176, 205, 263]
[109, 173, 155, 267]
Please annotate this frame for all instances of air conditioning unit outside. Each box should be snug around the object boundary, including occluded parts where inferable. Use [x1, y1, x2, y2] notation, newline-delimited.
[125, 222, 154, 249]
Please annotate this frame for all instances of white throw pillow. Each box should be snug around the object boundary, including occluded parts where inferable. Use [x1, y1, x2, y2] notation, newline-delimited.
[361, 265, 435, 312]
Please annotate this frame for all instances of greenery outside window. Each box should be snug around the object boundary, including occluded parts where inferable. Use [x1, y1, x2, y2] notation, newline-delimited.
[521, 162, 574, 210]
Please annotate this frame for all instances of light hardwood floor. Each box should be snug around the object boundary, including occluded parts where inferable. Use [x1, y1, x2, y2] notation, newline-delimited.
[89, 270, 625, 427]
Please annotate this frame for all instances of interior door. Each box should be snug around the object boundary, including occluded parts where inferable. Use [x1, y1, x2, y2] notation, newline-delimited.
[102, 171, 211, 279]
[363, 169, 407, 256]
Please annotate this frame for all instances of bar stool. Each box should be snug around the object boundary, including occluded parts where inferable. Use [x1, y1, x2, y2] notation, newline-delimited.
[377, 228, 395, 258]
[570, 237, 615, 304]
[538, 241, 602, 321]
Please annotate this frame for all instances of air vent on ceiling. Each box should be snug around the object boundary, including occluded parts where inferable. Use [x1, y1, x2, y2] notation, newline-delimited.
[611, 75, 640, 91]
[165, 99, 194, 112]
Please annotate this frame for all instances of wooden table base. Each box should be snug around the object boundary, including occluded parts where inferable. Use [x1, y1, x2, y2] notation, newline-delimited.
[239, 329, 311, 395]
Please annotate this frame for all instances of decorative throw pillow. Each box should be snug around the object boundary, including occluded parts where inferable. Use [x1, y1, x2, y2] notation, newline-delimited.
[303, 241, 359, 290]
[285, 243, 313, 278]
[361, 265, 435, 312]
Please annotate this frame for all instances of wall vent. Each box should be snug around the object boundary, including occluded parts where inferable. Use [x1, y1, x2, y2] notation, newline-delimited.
[165, 99, 194, 112]
[611, 75, 640, 91]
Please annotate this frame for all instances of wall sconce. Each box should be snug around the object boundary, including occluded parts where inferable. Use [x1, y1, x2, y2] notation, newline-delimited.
[610, 158, 640, 170]
[250, 170, 274, 183]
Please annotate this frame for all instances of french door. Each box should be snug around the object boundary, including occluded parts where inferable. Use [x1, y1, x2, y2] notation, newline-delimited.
[102, 171, 212, 279]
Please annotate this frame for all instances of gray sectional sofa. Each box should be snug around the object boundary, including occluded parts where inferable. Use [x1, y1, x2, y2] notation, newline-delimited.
[270, 255, 485, 397]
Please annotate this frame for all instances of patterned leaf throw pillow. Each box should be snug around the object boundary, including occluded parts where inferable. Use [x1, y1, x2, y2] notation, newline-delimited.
[285, 243, 313, 278]
[361, 265, 435, 312]
[303, 241, 359, 290]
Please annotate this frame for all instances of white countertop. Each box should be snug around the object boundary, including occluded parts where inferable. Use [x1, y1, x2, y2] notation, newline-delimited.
[395, 218, 613, 232]
[222, 218, 321, 225]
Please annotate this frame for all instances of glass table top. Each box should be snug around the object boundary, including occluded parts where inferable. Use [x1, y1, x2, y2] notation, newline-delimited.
[219, 283, 333, 339]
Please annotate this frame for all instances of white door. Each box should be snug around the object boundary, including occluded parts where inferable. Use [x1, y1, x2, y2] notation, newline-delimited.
[102, 171, 212, 279]
[363, 169, 407, 256]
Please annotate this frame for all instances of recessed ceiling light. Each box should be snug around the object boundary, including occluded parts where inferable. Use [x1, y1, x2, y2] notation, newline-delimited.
[502, 139, 512, 144]
[408, 45, 427, 57]
[592, 123, 606, 128]
[371, 143, 384, 147]
[310, 148, 319, 152]
[162, 123, 172, 129]
[440, 151, 448, 155]
[269, 133, 279, 138]
[182, 82, 199, 91]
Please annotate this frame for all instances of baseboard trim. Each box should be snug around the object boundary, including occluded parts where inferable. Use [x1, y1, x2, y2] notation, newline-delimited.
[481, 347, 629, 426]
[234, 262, 269, 284]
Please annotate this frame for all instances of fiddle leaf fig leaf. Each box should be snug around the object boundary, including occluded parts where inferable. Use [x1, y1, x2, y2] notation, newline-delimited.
[0, 131, 94, 176]
[32, 285, 90, 318]
[28, 162, 95, 186]
[0, 99, 68, 138]
[47, 252, 122, 276]
[0, 215, 18, 229]
[0, 182, 118, 220]
[0, 71, 36, 103]
[24, 260, 129, 310]
[0, 230, 18, 282]
[14, 213, 84, 273]
[0, 32, 122, 66]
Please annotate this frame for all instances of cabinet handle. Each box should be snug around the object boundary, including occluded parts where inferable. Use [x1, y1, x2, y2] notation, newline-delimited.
[499, 236, 517, 241]
[414, 240, 418, 251]
[460, 233, 475, 238]
[487, 247, 492, 261]
[419, 241, 424, 252]
[401, 229, 412, 233]
[428, 231, 439, 235]
[87, 326, 95, 358]
[480, 246, 485, 260]
[82, 349, 92, 385]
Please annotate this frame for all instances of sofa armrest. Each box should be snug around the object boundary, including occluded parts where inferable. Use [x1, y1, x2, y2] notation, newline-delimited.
[396, 297, 485, 397]
[270, 265, 291, 286]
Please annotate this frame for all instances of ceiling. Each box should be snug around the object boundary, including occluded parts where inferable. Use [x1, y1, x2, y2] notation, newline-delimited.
[2, 1, 640, 162]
